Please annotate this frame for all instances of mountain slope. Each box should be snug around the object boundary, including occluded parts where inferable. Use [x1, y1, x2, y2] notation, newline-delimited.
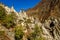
[26, 0, 60, 40]
[0, 0, 60, 40]
[26, 0, 60, 22]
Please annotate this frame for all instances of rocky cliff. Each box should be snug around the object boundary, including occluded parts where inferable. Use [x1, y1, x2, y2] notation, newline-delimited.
[0, 0, 60, 40]
[27, 0, 60, 22]
[26, 0, 60, 40]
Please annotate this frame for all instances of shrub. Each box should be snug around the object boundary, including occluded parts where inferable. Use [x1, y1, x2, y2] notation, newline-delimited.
[29, 24, 44, 40]
[15, 25, 24, 40]
[0, 31, 5, 36]
[25, 19, 31, 23]
[0, 6, 6, 21]
[2, 13, 16, 28]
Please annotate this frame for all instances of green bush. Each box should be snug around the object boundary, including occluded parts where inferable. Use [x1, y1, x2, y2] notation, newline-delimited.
[2, 13, 16, 28]
[15, 25, 24, 40]
[0, 6, 6, 21]
[0, 31, 5, 36]
[0, 6, 16, 28]
[27, 24, 44, 40]
[25, 19, 31, 23]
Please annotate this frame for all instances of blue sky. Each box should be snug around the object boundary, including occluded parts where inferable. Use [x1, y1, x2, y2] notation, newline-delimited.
[0, 0, 41, 12]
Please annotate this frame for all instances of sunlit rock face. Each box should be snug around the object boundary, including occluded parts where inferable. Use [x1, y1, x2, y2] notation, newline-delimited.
[5, 6, 11, 14]
[19, 10, 28, 20]
[10, 6, 19, 16]
[4, 5, 19, 16]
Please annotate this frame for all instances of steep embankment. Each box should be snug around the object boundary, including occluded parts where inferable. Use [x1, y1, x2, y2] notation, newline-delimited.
[26, 0, 60, 40]
[27, 0, 60, 22]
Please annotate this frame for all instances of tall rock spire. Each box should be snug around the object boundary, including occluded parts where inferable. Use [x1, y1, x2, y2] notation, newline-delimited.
[10, 6, 19, 16]
[11, 6, 14, 12]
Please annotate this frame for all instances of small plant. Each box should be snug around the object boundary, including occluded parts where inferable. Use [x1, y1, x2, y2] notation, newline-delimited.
[0, 31, 5, 36]
[25, 19, 31, 23]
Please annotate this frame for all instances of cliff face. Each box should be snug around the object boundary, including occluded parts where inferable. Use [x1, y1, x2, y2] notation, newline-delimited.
[26, 0, 60, 40]
[26, 0, 60, 22]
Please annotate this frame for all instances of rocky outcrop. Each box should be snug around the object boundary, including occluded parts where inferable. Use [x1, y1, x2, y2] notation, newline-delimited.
[42, 18, 60, 40]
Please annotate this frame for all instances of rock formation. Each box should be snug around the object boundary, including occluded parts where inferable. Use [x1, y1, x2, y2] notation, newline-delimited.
[0, 0, 60, 40]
